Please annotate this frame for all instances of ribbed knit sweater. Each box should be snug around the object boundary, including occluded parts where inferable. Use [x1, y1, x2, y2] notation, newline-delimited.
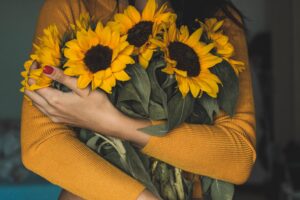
[21, 0, 256, 199]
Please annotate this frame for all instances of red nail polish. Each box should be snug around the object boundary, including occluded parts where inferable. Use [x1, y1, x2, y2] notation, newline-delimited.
[43, 66, 54, 75]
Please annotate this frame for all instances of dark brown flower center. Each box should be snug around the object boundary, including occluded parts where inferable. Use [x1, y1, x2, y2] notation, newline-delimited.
[127, 21, 153, 47]
[168, 41, 200, 77]
[84, 45, 112, 73]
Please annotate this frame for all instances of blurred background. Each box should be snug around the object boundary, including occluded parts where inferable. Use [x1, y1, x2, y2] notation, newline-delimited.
[0, 0, 299, 199]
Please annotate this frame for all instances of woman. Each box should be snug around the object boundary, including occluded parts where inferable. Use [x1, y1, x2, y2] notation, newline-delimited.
[21, 0, 256, 199]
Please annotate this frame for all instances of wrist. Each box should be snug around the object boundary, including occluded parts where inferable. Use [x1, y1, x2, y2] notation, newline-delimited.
[113, 112, 151, 148]
[119, 114, 151, 148]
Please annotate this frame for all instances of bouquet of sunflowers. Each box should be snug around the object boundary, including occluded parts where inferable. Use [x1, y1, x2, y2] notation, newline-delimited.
[21, 0, 245, 199]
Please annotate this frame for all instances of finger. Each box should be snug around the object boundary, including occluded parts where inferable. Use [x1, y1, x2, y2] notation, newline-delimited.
[29, 60, 40, 72]
[43, 65, 89, 97]
[34, 87, 64, 105]
[24, 89, 49, 107]
[28, 61, 40, 86]
[33, 102, 50, 116]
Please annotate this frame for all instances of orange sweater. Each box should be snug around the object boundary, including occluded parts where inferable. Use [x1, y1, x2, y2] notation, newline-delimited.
[20, 0, 256, 199]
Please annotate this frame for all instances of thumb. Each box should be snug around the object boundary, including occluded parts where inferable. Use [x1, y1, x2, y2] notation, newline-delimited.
[43, 65, 89, 96]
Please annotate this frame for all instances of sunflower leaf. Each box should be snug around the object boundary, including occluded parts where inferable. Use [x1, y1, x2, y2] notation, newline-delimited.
[186, 101, 212, 124]
[211, 61, 239, 116]
[126, 64, 151, 114]
[198, 94, 220, 121]
[201, 176, 213, 194]
[146, 59, 168, 118]
[138, 123, 168, 136]
[167, 92, 195, 131]
[122, 142, 162, 199]
[149, 100, 166, 120]
[210, 180, 234, 200]
[119, 102, 147, 119]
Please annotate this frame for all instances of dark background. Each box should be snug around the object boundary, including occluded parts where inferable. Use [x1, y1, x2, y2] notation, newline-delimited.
[0, 0, 300, 199]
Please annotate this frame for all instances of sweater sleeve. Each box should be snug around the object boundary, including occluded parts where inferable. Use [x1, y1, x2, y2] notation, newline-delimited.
[141, 13, 256, 185]
[20, 1, 145, 199]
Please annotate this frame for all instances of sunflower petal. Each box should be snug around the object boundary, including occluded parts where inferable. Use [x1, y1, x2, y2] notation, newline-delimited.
[142, 0, 156, 21]
[114, 70, 131, 81]
[77, 74, 92, 89]
[187, 28, 203, 47]
[126, 6, 141, 24]
[176, 76, 189, 97]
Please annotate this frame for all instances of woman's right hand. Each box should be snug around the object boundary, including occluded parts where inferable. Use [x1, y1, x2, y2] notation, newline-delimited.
[59, 189, 158, 200]
[137, 189, 159, 200]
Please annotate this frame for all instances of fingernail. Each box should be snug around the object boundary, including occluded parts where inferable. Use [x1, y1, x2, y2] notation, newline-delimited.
[43, 66, 54, 75]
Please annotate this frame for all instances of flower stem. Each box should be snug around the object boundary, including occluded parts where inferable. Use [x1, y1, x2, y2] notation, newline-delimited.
[174, 168, 185, 200]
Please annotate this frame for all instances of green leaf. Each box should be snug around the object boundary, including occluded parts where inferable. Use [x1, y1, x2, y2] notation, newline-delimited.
[201, 176, 213, 194]
[210, 61, 239, 116]
[102, 149, 127, 172]
[118, 102, 147, 119]
[167, 92, 195, 131]
[161, 74, 176, 90]
[149, 100, 166, 120]
[86, 136, 99, 151]
[210, 180, 234, 200]
[122, 142, 162, 199]
[182, 177, 193, 200]
[186, 101, 212, 124]
[146, 59, 168, 117]
[126, 64, 151, 113]
[198, 94, 220, 121]
[138, 123, 169, 136]
[118, 82, 142, 103]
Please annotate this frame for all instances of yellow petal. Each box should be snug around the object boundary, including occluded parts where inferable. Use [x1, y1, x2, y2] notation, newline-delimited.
[120, 45, 134, 56]
[200, 54, 222, 69]
[114, 70, 131, 81]
[187, 28, 203, 47]
[161, 65, 174, 75]
[78, 74, 92, 89]
[168, 23, 177, 42]
[213, 20, 224, 32]
[179, 26, 189, 42]
[189, 79, 201, 98]
[64, 48, 84, 61]
[125, 6, 141, 24]
[142, 0, 156, 21]
[100, 26, 112, 46]
[139, 55, 149, 68]
[77, 31, 90, 50]
[115, 14, 134, 31]
[109, 31, 120, 49]
[118, 55, 135, 65]
[176, 76, 189, 97]
[174, 68, 187, 77]
[111, 59, 126, 72]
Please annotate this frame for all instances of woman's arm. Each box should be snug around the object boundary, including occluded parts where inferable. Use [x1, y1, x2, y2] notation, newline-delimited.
[21, 0, 151, 199]
[139, 12, 256, 185]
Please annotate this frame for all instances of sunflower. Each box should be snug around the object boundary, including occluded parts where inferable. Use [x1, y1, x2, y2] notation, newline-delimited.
[63, 22, 134, 93]
[21, 25, 61, 92]
[151, 23, 222, 98]
[203, 18, 245, 75]
[70, 12, 91, 32]
[107, 0, 176, 68]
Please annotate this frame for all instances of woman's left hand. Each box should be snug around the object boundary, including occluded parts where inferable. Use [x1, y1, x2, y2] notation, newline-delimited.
[24, 63, 150, 147]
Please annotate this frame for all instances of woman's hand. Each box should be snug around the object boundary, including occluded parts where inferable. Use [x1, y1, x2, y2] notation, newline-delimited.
[24, 63, 151, 147]
[59, 189, 159, 200]
[137, 189, 159, 200]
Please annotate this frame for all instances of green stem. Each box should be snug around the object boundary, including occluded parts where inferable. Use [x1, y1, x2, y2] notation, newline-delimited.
[174, 168, 185, 200]
[94, 133, 128, 167]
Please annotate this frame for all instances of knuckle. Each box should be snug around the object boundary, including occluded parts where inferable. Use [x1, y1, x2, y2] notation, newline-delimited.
[54, 71, 65, 82]
[50, 117, 60, 123]
[47, 108, 57, 116]
[49, 96, 59, 105]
